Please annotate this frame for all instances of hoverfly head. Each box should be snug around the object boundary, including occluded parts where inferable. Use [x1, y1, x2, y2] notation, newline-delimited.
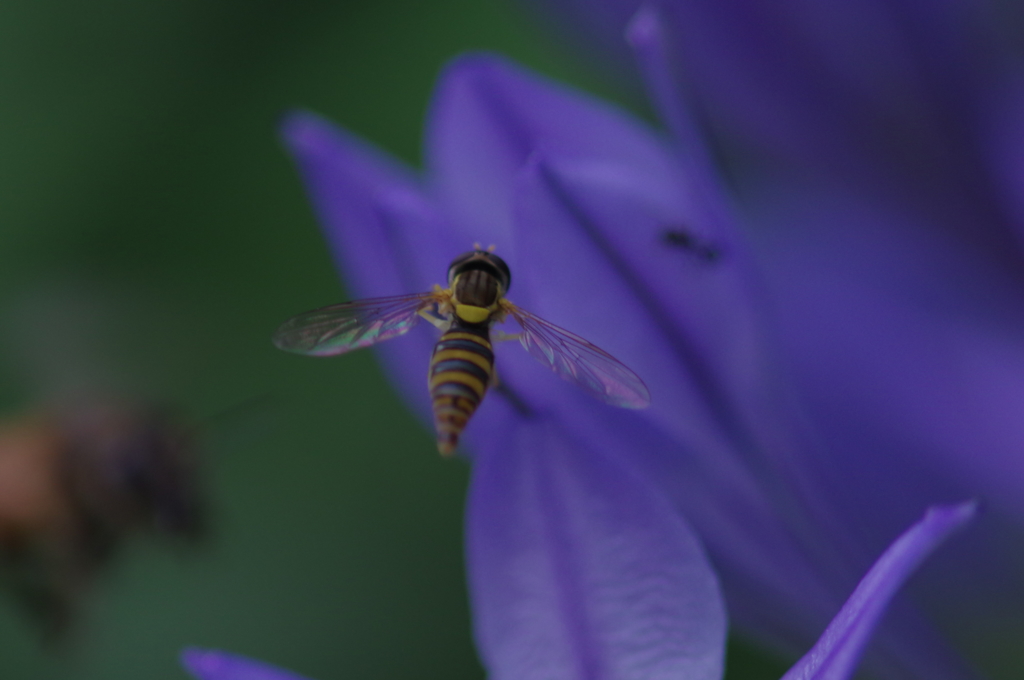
[447, 249, 511, 294]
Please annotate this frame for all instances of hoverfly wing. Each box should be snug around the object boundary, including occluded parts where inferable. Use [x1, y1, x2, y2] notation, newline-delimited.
[273, 292, 439, 356]
[503, 303, 650, 409]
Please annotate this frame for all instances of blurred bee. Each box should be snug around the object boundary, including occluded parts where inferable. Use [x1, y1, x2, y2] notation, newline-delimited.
[273, 248, 650, 455]
[0, 400, 203, 640]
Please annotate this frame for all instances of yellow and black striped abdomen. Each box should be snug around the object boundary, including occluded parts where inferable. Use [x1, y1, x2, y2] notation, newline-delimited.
[429, 325, 494, 456]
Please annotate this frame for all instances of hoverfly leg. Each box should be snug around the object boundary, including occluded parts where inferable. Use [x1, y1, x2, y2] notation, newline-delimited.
[492, 330, 522, 343]
[418, 307, 451, 331]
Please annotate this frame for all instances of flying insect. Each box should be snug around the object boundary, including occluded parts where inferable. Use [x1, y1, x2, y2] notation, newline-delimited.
[273, 248, 649, 455]
[0, 400, 203, 640]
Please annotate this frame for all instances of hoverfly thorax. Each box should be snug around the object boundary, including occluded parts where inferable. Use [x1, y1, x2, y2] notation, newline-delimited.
[453, 269, 499, 309]
[447, 250, 511, 324]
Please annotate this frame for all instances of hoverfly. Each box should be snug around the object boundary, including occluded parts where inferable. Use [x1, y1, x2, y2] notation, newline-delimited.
[273, 248, 649, 456]
[0, 401, 203, 639]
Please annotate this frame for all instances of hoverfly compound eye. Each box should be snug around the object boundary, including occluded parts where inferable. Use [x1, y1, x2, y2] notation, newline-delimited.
[447, 250, 512, 293]
[487, 253, 511, 293]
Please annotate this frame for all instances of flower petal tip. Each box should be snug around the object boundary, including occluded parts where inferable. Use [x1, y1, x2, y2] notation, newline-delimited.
[180, 647, 218, 674]
[437, 51, 510, 86]
[180, 648, 313, 680]
[625, 4, 660, 49]
[780, 500, 980, 680]
[279, 110, 334, 155]
[924, 500, 979, 533]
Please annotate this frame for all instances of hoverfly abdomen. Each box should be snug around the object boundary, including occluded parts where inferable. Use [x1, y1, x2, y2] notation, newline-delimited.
[429, 324, 494, 456]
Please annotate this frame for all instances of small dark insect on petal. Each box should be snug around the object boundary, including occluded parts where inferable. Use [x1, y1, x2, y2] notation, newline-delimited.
[661, 228, 721, 263]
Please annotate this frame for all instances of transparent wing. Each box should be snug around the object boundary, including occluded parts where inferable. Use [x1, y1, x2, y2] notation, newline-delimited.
[273, 292, 439, 357]
[503, 302, 650, 408]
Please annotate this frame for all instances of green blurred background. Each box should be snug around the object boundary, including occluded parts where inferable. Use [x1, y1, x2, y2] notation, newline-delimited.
[0, 1, 787, 678]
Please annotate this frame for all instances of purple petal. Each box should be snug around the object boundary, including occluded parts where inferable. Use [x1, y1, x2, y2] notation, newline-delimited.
[510, 151, 768, 441]
[982, 74, 1024, 245]
[625, 5, 711, 174]
[529, 1, 1022, 252]
[740, 178, 1024, 672]
[280, 111, 464, 421]
[280, 110, 457, 299]
[425, 53, 686, 263]
[466, 415, 726, 680]
[782, 502, 978, 680]
[181, 648, 315, 680]
[673, 1, 1024, 258]
[749, 180, 1024, 538]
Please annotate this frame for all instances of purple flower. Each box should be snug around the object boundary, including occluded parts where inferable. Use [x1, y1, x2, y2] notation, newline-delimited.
[508, 1, 1024, 676]
[278, 54, 731, 679]
[247, 47, 989, 680]
[182, 502, 976, 680]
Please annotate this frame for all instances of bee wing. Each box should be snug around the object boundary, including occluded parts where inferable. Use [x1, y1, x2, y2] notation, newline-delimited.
[273, 292, 439, 356]
[503, 302, 650, 409]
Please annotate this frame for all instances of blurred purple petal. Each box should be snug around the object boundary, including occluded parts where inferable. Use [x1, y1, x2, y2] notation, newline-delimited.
[280, 110, 454, 299]
[425, 53, 687, 259]
[782, 502, 977, 680]
[181, 648, 314, 680]
[749, 180, 1024, 542]
[625, 5, 714, 178]
[983, 75, 1024, 244]
[512, 152, 771, 444]
[531, 1, 1004, 207]
[280, 111, 462, 422]
[466, 415, 726, 680]
[715, 175, 1024, 678]
[657, 0, 1009, 212]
